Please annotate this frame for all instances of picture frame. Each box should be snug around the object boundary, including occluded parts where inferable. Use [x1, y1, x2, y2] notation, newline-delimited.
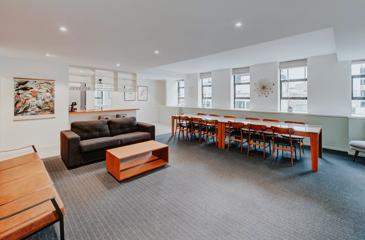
[14, 77, 55, 121]
[137, 85, 148, 101]
[124, 86, 136, 101]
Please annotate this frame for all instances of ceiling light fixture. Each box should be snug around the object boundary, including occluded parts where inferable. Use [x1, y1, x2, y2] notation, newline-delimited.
[154, 50, 160, 55]
[59, 26, 68, 32]
[116, 63, 121, 67]
[45, 52, 56, 57]
[235, 22, 243, 28]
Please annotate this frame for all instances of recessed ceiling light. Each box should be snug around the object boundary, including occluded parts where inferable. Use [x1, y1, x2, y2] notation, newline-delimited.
[235, 22, 243, 28]
[154, 50, 160, 55]
[116, 63, 121, 67]
[59, 26, 68, 32]
[45, 52, 56, 57]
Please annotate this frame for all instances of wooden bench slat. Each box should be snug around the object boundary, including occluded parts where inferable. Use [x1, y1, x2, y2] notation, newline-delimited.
[0, 153, 40, 171]
[0, 172, 53, 205]
[0, 160, 45, 185]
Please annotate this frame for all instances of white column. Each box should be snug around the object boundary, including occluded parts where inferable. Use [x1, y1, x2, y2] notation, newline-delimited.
[211, 68, 232, 109]
[185, 73, 200, 107]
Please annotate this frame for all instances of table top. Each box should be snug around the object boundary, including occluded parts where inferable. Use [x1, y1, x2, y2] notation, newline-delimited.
[107, 140, 168, 159]
[173, 114, 322, 134]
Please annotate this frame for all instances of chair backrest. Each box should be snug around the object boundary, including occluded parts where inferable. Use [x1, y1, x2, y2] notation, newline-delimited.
[209, 114, 220, 117]
[247, 124, 266, 132]
[197, 112, 207, 116]
[227, 121, 245, 129]
[271, 126, 295, 136]
[246, 117, 260, 121]
[178, 115, 191, 123]
[191, 117, 202, 123]
[284, 120, 305, 125]
[263, 118, 280, 123]
[203, 119, 219, 125]
[224, 115, 237, 119]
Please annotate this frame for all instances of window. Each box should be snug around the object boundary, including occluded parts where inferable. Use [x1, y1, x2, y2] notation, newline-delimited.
[201, 72, 212, 108]
[177, 79, 184, 106]
[352, 61, 365, 115]
[233, 67, 250, 109]
[280, 59, 308, 113]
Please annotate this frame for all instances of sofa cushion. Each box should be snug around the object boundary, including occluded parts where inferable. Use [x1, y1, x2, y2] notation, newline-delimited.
[108, 117, 138, 136]
[113, 132, 151, 145]
[79, 137, 119, 152]
[71, 120, 110, 140]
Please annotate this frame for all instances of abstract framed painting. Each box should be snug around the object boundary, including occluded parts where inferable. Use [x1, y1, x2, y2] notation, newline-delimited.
[137, 85, 148, 101]
[14, 77, 55, 121]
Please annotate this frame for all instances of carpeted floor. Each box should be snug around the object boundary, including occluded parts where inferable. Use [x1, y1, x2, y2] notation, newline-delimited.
[29, 134, 365, 240]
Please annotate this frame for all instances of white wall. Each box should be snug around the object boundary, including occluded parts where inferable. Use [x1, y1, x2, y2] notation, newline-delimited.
[184, 73, 200, 107]
[108, 79, 165, 123]
[211, 69, 232, 108]
[165, 80, 178, 106]
[0, 56, 69, 158]
[307, 54, 352, 116]
[250, 62, 279, 112]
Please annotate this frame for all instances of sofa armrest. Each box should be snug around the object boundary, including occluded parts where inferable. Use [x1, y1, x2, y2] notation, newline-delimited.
[60, 130, 82, 168]
[137, 122, 155, 140]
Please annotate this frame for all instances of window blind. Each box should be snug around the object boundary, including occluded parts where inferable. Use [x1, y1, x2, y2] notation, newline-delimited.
[200, 72, 211, 79]
[232, 67, 249, 75]
[280, 59, 307, 69]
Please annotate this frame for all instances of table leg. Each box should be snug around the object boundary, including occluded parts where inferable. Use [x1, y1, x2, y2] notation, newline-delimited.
[319, 129, 323, 158]
[217, 122, 226, 149]
[171, 116, 175, 136]
[310, 133, 319, 172]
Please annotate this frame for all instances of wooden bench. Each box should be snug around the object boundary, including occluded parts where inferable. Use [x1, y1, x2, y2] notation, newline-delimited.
[0, 146, 64, 240]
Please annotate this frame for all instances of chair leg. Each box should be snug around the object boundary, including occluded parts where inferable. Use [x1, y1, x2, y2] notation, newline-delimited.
[290, 146, 293, 166]
[353, 150, 359, 162]
[263, 143, 266, 159]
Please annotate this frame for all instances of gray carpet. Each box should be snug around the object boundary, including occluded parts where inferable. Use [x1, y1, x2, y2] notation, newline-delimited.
[29, 134, 365, 240]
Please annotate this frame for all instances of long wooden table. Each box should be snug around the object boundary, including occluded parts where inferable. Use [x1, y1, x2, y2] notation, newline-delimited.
[171, 115, 322, 172]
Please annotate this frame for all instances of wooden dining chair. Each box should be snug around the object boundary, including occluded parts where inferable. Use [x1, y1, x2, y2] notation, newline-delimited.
[284, 121, 305, 158]
[271, 126, 299, 166]
[200, 119, 219, 145]
[190, 117, 203, 143]
[209, 114, 220, 117]
[224, 115, 237, 119]
[247, 124, 271, 159]
[246, 117, 260, 121]
[197, 112, 207, 116]
[176, 116, 191, 140]
[262, 119, 280, 123]
[226, 122, 247, 152]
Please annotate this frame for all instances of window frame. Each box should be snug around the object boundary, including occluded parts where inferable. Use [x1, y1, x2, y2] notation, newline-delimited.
[233, 73, 250, 109]
[201, 77, 212, 108]
[351, 73, 365, 101]
[279, 64, 308, 112]
[177, 79, 184, 106]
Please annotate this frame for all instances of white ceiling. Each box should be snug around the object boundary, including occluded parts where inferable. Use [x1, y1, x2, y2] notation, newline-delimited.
[0, 0, 364, 78]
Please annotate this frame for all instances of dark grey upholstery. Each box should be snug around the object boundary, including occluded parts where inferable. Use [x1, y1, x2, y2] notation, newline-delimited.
[113, 132, 151, 145]
[71, 120, 110, 140]
[80, 137, 119, 152]
[60, 117, 155, 168]
[108, 117, 138, 136]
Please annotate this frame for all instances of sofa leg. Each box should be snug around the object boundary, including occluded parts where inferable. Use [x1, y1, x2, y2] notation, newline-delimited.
[353, 150, 359, 162]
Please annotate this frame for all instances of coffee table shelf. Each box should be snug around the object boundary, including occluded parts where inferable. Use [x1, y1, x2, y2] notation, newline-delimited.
[106, 140, 169, 182]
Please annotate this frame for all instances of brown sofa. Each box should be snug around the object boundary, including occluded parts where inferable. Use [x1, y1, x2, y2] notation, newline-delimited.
[60, 117, 155, 169]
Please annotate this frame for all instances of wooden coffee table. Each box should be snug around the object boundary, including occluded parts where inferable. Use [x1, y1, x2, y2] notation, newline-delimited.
[106, 140, 169, 182]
